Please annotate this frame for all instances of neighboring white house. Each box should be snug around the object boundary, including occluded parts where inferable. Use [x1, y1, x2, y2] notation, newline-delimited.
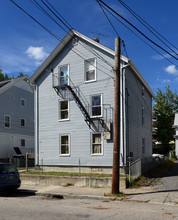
[0, 76, 34, 160]
[30, 29, 154, 174]
[174, 113, 178, 158]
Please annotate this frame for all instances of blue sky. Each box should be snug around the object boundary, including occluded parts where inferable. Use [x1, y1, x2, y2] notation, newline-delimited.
[0, 0, 177, 95]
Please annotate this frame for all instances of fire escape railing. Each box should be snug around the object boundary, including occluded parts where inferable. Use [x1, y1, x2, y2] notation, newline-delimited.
[53, 73, 111, 133]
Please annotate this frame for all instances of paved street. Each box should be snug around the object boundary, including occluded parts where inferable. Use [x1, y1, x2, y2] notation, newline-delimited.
[0, 192, 178, 220]
[1, 161, 178, 219]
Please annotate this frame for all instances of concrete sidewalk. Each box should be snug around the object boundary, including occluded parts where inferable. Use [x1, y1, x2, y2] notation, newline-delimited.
[19, 183, 178, 205]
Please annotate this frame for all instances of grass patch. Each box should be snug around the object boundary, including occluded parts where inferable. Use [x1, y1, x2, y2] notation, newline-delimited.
[104, 192, 126, 198]
[20, 170, 113, 178]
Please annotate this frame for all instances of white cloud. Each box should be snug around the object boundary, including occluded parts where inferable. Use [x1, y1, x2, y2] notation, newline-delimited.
[25, 46, 48, 61]
[152, 50, 178, 60]
[163, 79, 171, 83]
[164, 65, 178, 75]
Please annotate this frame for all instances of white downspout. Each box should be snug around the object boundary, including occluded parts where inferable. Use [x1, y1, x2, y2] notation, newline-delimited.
[121, 64, 130, 165]
[34, 85, 39, 166]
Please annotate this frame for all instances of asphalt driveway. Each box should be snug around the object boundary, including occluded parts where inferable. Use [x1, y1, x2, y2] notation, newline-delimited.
[159, 160, 178, 191]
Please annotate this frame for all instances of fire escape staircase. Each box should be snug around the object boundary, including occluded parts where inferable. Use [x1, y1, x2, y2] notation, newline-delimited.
[53, 78, 110, 133]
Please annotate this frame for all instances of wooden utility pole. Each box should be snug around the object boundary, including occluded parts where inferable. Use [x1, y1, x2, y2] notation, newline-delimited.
[112, 37, 121, 194]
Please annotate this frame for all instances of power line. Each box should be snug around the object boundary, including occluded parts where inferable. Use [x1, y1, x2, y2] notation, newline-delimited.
[29, 0, 69, 33]
[100, 3, 178, 67]
[10, 0, 114, 79]
[41, 0, 71, 31]
[28, 0, 114, 71]
[42, 0, 73, 30]
[40, 0, 115, 70]
[97, 0, 129, 59]
[98, 0, 178, 61]
[96, 0, 120, 38]
[118, 0, 178, 53]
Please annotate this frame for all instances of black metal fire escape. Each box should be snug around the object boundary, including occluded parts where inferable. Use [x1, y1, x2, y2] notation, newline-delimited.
[53, 82, 110, 133]
[54, 84, 92, 126]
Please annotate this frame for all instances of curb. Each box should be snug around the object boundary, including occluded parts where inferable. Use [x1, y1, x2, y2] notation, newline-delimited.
[35, 191, 124, 201]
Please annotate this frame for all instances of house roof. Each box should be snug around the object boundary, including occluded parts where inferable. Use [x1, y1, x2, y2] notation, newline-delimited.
[0, 76, 29, 95]
[174, 113, 178, 127]
[30, 29, 154, 98]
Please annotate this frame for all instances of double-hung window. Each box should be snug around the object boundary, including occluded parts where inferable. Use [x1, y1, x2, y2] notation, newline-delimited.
[59, 65, 69, 85]
[60, 134, 70, 155]
[4, 115, 11, 128]
[91, 94, 102, 117]
[59, 100, 69, 120]
[91, 133, 102, 155]
[85, 58, 96, 82]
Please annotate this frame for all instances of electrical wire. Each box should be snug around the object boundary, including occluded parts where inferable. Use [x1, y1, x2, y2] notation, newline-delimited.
[10, 0, 114, 80]
[100, 3, 178, 67]
[96, 0, 120, 38]
[118, 0, 178, 53]
[29, 0, 69, 33]
[97, 0, 130, 59]
[98, 0, 178, 61]
[40, 0, 115, 70]
[117, 0, 178, 57]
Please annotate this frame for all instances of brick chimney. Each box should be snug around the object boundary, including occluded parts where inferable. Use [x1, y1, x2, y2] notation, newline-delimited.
[93, 38, 99, 43]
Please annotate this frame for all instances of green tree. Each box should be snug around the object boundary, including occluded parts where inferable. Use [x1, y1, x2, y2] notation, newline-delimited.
[17, 72, 25, 77]
[0, 69, 9, 81]
[153, 86, 178, 153]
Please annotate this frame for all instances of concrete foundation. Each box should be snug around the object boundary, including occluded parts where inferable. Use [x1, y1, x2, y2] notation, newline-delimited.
[20, 174, 126, 189]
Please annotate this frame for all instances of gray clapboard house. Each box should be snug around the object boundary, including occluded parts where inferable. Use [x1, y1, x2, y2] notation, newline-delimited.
[0, 76, 34, 160]
[30, 29, 154, 173]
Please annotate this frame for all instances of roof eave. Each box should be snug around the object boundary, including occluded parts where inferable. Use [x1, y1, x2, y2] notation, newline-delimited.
[30, 29, 75, 84]
[30, 29, 129, 83]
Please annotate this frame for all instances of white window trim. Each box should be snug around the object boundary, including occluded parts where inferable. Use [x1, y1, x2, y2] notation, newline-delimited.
[91, 132, 103, 156]
[90, 94, 103, 118]
[58, 64, 70, 86]
[20, 98, 26, 108]
[84, 58, 96, 83]
[59, 134, 70, 156]
[58, 100, 70, 121]
[4, 114, 11, 128]
[20, 118, 25, 127]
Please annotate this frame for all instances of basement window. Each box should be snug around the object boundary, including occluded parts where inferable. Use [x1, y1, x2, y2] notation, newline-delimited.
[91, 133, 103, 155]
[85, 58, 96, 82]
